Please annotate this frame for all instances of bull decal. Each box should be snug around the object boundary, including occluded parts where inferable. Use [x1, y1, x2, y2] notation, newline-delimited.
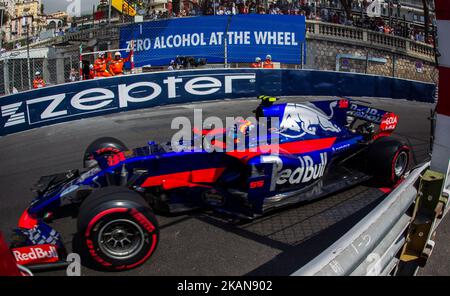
[280, 101, 341, 138]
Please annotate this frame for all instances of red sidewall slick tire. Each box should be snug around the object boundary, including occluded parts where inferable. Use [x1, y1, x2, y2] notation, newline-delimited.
[78, 188, 159, 271]
[389, 146, 410, 184]
[83, 137, 128, 168]
[367, 137, 410, 186]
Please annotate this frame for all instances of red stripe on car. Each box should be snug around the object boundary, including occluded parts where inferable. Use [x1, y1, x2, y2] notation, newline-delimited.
[17, 208, 38, 229]
[141, 167, 226, 188]
[224, 137, 337, 161]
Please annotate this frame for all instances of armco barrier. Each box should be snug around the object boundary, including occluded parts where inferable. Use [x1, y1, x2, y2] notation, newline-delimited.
[292, 162, 430, 276]
[0, 68, 436, 137]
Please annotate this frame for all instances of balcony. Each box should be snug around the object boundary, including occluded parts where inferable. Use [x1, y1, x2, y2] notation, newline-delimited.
[306, 21, 435, 62]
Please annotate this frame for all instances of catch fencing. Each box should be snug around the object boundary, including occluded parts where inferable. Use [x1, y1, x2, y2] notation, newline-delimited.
[0, 48, 80, 95]
[0, 17, 437, 97]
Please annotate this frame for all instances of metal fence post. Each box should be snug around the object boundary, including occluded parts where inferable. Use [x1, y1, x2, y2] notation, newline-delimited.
[56, 55, 65, 85]
[79, 44, 83, 81]
[43, 58, 50, 85]
[20, 59, 24, 90]
[11, 60, 15, 92]
[3, 60, 10, 95]
[224, 37, 228, 68]
[26, 24, 32, 90]
[301, 42, 304, 70]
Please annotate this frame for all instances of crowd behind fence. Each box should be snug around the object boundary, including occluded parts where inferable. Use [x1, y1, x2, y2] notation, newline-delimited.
[141, 0, 434, 44]
[0, 0, 434, 54]
[0, 19, 437, 97]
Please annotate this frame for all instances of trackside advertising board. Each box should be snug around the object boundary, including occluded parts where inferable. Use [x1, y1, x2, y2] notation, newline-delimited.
[0, 69, 436, 137]
[119, 15, 306, 67]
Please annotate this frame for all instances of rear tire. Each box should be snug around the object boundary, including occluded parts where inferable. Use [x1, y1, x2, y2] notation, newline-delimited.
[77, 187, 159, 271]
[367, 137, 410, 185]
[83, 137, 128, 168]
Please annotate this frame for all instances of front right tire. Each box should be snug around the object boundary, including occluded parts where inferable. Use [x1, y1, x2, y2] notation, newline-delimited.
[83, 137, 128, 168]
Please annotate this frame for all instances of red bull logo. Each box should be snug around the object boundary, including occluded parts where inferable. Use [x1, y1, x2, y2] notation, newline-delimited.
[12, 244, 59, 265]
[276, 152, 328, 185]
[280, 102, 341, 138]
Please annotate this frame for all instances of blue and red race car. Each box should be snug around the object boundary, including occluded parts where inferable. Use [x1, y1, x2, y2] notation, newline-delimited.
[10, 96, 410, 271]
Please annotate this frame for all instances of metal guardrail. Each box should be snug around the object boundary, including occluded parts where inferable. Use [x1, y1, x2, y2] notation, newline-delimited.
[292, 162, 433, 276]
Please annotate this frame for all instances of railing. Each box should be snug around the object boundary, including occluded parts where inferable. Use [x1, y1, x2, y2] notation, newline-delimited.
[292, 162, 449, 276]
[367, 31, 407, 50]
[314, 22, 364, 42]
[307, 21, 435, 62]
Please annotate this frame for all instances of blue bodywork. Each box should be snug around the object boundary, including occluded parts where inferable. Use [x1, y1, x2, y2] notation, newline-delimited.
[22, 98, 393, 221]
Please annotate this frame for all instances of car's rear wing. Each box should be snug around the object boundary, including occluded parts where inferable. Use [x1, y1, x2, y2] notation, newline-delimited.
[341, 98, 399, 138]
[256, 95, 399, 138]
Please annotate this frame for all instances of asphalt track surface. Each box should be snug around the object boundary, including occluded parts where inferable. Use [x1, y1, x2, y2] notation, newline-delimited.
[0, 96, 445, 276]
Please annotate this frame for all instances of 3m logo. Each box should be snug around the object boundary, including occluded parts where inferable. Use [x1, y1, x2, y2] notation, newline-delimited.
[1, 102, 26, 127]
[12, 244, 59, 265]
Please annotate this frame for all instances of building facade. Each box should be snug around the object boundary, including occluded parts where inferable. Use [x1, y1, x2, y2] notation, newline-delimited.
[4, 0, 46, 44]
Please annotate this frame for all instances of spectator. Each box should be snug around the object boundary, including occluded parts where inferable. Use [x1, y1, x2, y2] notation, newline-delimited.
[109, 52, 132, 76]
[33, 71, 46, 89]
[94, 52, 113, 78]
[157, 0, 431, 42]
[89, 64, 95, 79]
[69, 68, 78, 82]
[263, 55, 274, 69]
[251, 57, 262, 68]
[168, 60, 177, 71]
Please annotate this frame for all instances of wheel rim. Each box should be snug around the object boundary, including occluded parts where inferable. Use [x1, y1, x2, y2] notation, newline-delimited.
[98, 219, 145, 260]
[394, 151, 408, 177]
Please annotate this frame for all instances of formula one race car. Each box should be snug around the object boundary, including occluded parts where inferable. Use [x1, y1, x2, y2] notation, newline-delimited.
[10, 96, 410, 271]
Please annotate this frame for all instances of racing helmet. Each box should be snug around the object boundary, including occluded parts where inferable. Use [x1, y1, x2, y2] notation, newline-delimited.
[89, 64, 94, 70]
[237, 119, 256, 135]
[266, 54, 272, 61]
[115, 52, 121, 58]
[98, 51, 105, 58]
[35, 71, 41, 76]
[255, 57, 261, 62]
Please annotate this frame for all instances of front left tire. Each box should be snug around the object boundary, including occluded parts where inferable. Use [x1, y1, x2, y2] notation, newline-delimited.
[77, 187, 159, 271]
